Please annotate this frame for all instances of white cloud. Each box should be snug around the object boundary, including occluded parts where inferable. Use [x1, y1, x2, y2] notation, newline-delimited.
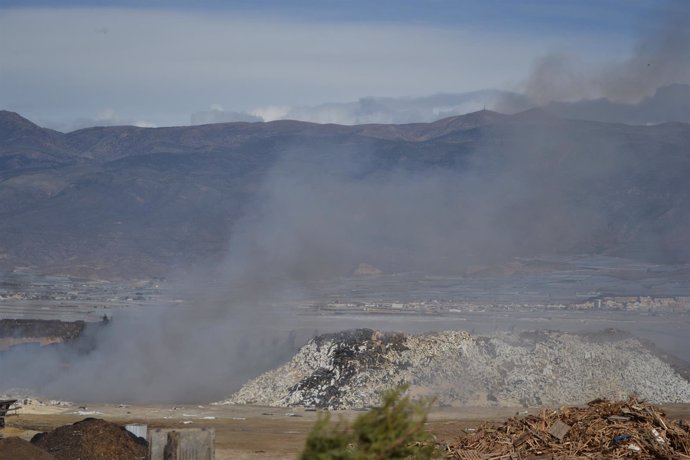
[245, 91, 526, 125]
[95, 108, 117, 122]
[0, 7, 623, 127]
[251, 105, 291, 122]
[190, 106, 261, 125]
[132, 120, 157, 128]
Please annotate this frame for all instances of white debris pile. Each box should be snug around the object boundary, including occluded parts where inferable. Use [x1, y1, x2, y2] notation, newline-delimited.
[219, 329, 690, 410]
[0, 390, 73, 408]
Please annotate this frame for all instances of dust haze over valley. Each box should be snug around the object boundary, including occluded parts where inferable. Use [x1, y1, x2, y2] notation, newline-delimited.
[1, 0, 690, 407]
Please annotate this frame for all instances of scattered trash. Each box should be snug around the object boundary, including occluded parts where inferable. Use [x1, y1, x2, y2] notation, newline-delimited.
[628, 443, 642, 452]
[446, 397, 690, 459]
[72, 410, 102, 416]
[650, 427, 666, 444]
[612, 434, 631, 444]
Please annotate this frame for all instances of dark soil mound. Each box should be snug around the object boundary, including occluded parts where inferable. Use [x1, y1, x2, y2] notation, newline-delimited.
[0, 436, 56, 460]
[31, 418, 147, 460]
[0, 319, 85, 341]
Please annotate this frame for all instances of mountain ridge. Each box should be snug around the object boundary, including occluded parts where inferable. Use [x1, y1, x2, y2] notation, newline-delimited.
[1, 109, 689, 278]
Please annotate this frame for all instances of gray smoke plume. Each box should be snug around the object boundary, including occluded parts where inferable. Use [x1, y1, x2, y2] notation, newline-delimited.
[600, 1, 690, 102]
[0, 111, 687, 402]
[1, 3, 689, 403]
[0, 130, 612, 403]
[507, 0, 690, 108]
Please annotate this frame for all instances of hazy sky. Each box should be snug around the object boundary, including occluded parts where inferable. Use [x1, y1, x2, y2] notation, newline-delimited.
[0, 1, 662, 129]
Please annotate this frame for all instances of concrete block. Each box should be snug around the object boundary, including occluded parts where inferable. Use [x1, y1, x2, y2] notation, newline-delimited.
[125, 423, 148, 440]
[148, 427, 215, 460]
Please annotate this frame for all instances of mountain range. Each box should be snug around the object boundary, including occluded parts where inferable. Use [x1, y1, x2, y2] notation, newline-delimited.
[1, 108, 689, 279]
[187, 84, 690, 127]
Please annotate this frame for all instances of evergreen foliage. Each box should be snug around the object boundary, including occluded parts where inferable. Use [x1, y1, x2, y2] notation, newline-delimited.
[300, 386, 439, 459]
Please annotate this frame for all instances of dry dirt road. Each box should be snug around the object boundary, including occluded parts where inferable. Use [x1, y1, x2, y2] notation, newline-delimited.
[4, 402, 690, 459]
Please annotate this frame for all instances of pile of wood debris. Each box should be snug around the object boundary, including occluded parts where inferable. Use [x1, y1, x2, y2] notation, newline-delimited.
[446, 397, 690, 459]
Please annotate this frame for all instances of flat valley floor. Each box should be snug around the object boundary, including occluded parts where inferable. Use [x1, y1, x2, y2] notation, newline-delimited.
[4, 402, 690, 459]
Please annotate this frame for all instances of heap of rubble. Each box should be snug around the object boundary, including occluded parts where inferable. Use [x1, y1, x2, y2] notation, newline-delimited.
[221, 329, 690, 409]
[446, 397, 690, 459]
[31, 418, 147, 460]
[0, 391, 73, 408]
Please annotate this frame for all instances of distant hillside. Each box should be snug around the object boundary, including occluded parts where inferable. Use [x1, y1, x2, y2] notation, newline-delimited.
[547, 84, 690, 125]
[1, 109, 689, 278]
[0, 111, 82, 172]
[186, 85, 690, 127]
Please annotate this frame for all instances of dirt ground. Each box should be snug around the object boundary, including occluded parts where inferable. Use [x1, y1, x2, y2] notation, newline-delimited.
[3, 402, 690, 459]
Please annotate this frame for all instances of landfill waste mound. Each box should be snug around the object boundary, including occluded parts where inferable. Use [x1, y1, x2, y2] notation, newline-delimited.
[445, 397, 690, 459]
[222, 329, 690, 409]
[31, 418, 147, 460]
[0, 436, 56, 460]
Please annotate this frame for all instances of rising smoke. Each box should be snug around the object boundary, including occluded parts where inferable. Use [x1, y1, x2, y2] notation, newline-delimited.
[511, 0, 690, 107]
[1, 1, 690, 404]
[0, 121, 635, 402]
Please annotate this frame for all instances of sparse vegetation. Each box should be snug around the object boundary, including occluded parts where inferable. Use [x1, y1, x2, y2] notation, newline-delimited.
[299, 386, 439, 460]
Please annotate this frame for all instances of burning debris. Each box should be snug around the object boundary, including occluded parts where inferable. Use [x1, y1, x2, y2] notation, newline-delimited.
[445, 397, 690, 459]
[222, 329, 690, 410]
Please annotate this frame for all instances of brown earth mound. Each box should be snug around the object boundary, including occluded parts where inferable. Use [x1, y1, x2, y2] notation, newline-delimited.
[446, 397, 690, 459]
[0, 436, 56, 460]
[31, 418, 147, 460]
